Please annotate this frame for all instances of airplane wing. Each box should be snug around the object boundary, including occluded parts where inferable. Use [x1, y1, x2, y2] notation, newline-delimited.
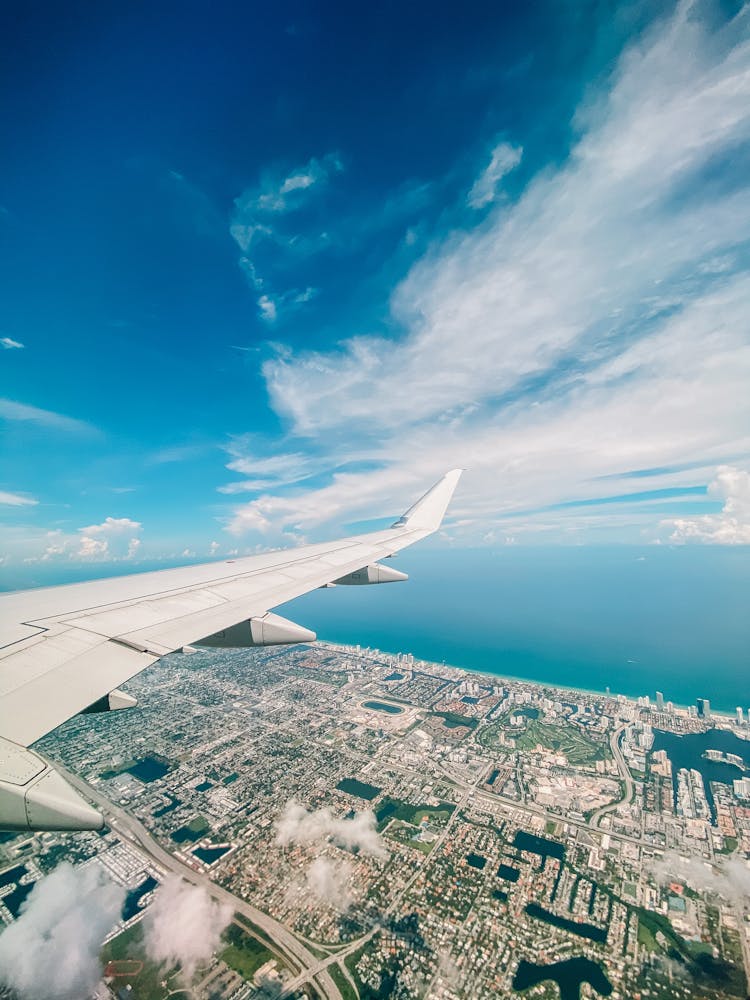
[0, 470, 461, 832]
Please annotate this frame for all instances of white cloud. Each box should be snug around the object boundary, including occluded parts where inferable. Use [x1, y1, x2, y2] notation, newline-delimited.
[231, 153, 342, 321]
[650, 850, 750, 906]
[0, 863, 125, 1000]
[1, 336, 24, 349]
[0, 397, 99, 436]
[0, 490, 37, 506]
[306, 856, 353, 910]
[219, 439, 314, 501]
[258, 294, 278, 322]
[232, 153, 343, 227]
[275, 800, 388, 860]
[662, 466, 750, 544]
[224, 4, 750, 545]
[143, 876, 232, 983]
[467, 141, 522, 208]
[76, 516, 143, 561]
[21, 516, 145, 564]
[146, 442, 213, 465]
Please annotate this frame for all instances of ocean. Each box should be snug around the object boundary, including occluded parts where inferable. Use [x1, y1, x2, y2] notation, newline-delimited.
[286, 545, 750, 713]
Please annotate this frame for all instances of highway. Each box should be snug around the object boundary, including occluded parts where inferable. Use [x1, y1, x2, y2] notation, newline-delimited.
[58, 765, 344, 1000]
[589, 724, 634, 829]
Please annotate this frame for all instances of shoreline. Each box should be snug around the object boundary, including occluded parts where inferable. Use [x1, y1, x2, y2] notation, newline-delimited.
[317, 639, 739, 722]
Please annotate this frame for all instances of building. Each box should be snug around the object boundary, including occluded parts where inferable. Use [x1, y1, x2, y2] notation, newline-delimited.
[656, 691, 664, 710]
[737, 707, 744, 726]
[697, 698, 711, 719]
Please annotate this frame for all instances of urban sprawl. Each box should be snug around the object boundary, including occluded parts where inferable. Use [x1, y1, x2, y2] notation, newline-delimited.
[1, 643, 749, 1000]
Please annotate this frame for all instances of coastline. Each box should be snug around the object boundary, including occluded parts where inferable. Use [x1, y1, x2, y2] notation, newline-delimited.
[317, 639, 739, 722]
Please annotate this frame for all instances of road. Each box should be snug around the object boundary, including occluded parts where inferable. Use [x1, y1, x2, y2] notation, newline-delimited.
[59, 765, 344, 1000]
[589, 724, 634, 829]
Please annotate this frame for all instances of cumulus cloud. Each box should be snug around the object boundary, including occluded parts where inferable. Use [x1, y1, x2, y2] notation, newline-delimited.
[76, 517, 143, 561]
[306, 856, 353, 910]
[0, 490, 37, 506]
[650, 850, 750, 906]
[20, 517, 145, 564]
[0, 863, 125, 1000]
[1, 336, 24, 349]
[226, 4, 750, 545]
[275, 800, 388, 860]
[143, 876, 232, 983]
[467, 141, 522, 208]
[662, 466, 750, 544]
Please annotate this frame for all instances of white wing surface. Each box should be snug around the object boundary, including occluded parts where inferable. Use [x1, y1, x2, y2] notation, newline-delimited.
[0, 470, 461, 831]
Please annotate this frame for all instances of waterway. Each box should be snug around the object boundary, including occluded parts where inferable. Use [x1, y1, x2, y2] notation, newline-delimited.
[121, 875, 158, 921]
[513, 957, 613, 999]
[652, 728, 750, 820]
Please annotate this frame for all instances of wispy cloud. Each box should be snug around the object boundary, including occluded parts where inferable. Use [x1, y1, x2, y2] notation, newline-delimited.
[219, 438, 314, 500]
[275, 800, 388, 859]
[467, 140, 522, 208]
[231, 153, 342, 322]
[649, 849, 750, 905]
[146, 442, 214, 466]
[0, 490, 38, 507]
[0, 398, 99, 436]
[306, 856, 353, 911]
[227, 3, 750, 545]
[1, 336, 24, 350]
[232, 153, 343, 230]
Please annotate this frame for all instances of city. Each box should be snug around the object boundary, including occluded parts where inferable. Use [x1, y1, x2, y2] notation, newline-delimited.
[1, 642, 749, 999]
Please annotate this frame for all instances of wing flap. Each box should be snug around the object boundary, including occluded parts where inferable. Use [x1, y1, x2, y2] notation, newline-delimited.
[0, 630, 156, 746]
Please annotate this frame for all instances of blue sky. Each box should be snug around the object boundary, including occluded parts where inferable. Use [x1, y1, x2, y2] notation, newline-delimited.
[1, 0, 749, 583]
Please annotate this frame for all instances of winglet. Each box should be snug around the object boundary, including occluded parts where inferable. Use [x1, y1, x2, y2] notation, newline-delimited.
[392, 469, 463, 532]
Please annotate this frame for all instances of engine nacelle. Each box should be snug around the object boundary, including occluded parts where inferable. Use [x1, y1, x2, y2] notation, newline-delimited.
[198, 612, 316, 648]
[333, 563, 408, 585]
[0, 737, 103, 832]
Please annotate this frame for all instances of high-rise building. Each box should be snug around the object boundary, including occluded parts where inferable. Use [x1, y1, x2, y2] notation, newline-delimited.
[656, 691, 664, 710]
[737, 707, 745, 726]
[697, 698, 711, 718]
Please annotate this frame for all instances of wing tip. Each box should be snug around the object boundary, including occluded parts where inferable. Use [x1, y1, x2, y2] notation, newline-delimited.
[393, 468, 463, 532]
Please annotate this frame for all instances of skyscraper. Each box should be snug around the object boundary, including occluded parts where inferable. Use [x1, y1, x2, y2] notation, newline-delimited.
[737, 707, 745, 726]
[697, 698, 711, 718]
[656, 691, 664, 710]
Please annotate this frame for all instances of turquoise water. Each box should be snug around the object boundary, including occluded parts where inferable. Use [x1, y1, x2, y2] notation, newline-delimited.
[287, 546, 750, 713]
